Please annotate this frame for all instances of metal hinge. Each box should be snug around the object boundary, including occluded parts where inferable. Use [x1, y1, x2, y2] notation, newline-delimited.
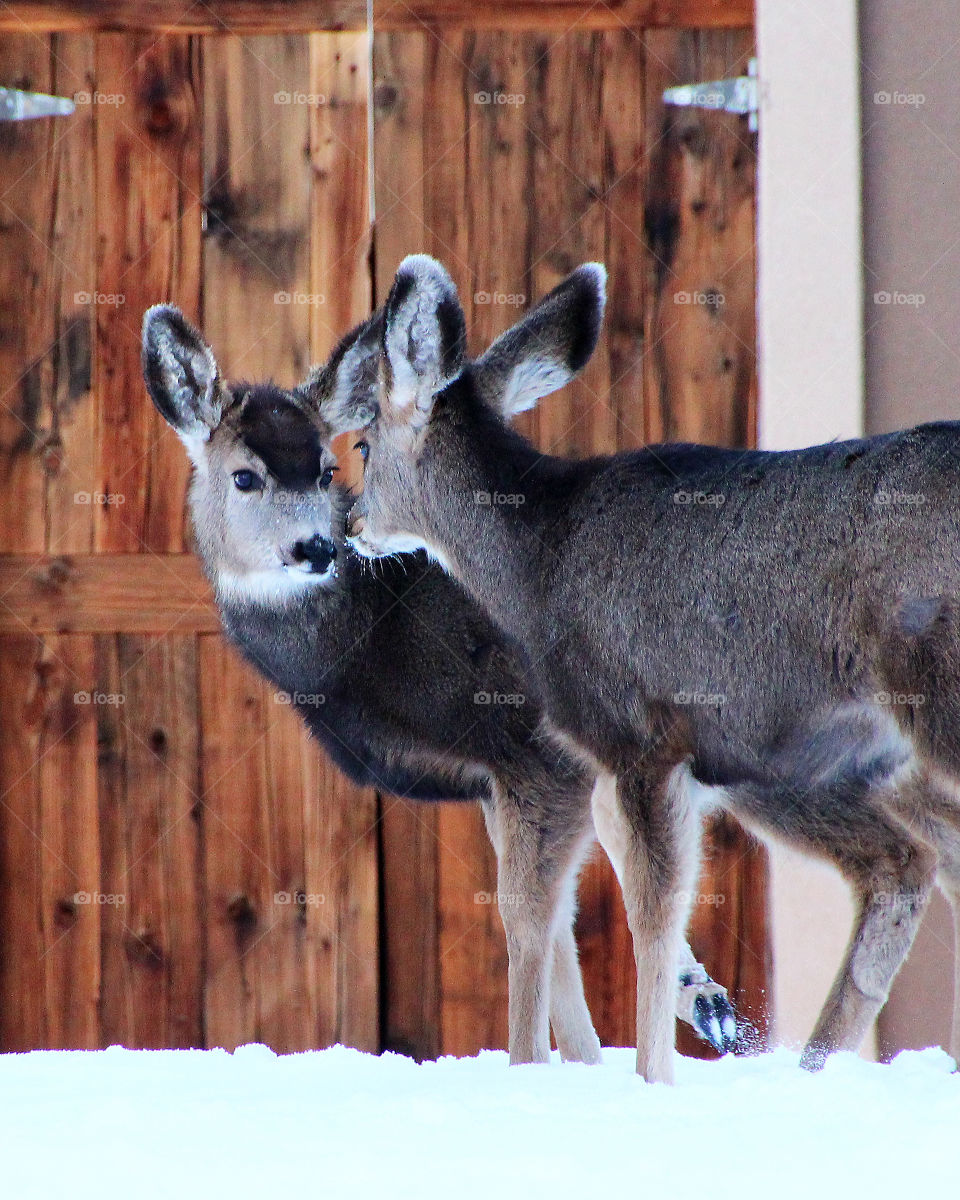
[663, 58, 758, 132]
[0, 87, 75, 122]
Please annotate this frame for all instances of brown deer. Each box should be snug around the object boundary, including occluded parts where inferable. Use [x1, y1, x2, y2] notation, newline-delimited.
[141, 304, 736, 1066]
[342, 253, 960, 1082]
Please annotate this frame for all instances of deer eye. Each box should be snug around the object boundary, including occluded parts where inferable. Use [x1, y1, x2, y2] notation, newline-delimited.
[319, 467, 337, 489]
[232, 469, 262, 492]
[354, 439, 369, 462]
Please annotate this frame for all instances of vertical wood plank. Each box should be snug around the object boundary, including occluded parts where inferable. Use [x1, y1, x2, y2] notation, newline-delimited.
[38, 634, 101, 1047]
[199, 634, 375, 1052]
[309, 32, 380, 1051]
[203, 35, 312, 384]
[643, 29, 757, 447]
[0, 35, 54, 553]
[0, 636, 100, 1050]
[45, 35, 97, 556]
[0, 637, 51, 1049]
[309, 32, 373, 362]
[643, 28, 768, 1056]
[372, 30, 442, 1061]
[94, 33, 201, 553]
[527, 32, 613, 459]
[96, 634, 203, 1048]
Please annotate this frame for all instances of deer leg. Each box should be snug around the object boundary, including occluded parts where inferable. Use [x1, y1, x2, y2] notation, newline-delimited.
[546, 832, 603, 1064]
[799, 811, 936, 1070]
[592, 770, 733, 1055]
[884, 770, 960, 1064]
[614, 759, 701, 1084]
[481, 788, 596, 1065]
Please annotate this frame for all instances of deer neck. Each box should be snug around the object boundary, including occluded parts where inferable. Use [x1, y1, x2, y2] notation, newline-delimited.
[417, 396, 577, 647]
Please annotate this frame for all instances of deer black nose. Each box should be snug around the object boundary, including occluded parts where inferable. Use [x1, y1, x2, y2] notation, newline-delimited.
[292, 535, 337, 574]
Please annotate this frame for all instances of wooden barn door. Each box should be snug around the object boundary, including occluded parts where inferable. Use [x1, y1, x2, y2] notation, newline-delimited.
[0, 2, 764, 1059]
[371, 23, 769, 1059]
[0, 30, 377, 1053]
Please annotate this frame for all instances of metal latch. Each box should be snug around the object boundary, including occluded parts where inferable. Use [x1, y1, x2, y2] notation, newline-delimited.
[0, 87, 75, 122]
[663, 58, 758, 132]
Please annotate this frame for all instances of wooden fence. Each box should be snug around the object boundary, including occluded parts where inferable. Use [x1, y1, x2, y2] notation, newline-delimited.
[0, 3, 768, 1057]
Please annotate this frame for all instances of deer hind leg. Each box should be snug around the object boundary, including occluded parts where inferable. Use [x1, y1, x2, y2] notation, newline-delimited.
[885, 769, 960, 1063]
[792, 785, 937, 1070]
[613, 759, 701, 1084]
[592, 770, 735, 1054]
[481, 784, 596, 1065]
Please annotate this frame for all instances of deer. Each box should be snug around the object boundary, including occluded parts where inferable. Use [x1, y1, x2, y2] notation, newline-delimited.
[340, 252, 960, 1084]
[140, 303, 737, 1068]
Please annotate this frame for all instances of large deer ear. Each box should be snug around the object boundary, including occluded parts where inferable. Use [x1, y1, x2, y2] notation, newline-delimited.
[473, 264, 606, 419]
[142, 305, 223, 444]
[297, 310, 383, 435]
[382, 254, 466, 422]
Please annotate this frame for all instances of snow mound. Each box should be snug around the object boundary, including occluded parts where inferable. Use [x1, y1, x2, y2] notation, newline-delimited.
[1, 1044, 956, 1198]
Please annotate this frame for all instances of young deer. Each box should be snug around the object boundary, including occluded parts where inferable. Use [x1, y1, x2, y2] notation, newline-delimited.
[141, 305, 736, 1066]
[343, 254, 960, 1082]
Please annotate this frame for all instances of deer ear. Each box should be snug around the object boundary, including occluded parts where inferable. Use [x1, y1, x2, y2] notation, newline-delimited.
[473, 264, 606, 420]
[298, 310, 384, 435]
[383, 254, 466, 422]
[142, 305, 223, 443]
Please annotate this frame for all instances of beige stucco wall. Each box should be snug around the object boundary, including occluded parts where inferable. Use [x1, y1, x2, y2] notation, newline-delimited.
[861, 0, 960, 1057]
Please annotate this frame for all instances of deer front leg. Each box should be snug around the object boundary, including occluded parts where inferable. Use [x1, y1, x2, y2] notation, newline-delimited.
[617, 758, 701, 1083]
[592, 770, 732, 1055]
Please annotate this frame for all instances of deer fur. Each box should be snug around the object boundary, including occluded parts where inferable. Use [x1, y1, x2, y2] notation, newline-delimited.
[141, 304, 736, 1066]
[342, 254, 960, 1082]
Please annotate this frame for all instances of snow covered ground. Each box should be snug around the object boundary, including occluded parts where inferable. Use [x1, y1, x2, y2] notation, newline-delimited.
[1, 1044, 957, 1199]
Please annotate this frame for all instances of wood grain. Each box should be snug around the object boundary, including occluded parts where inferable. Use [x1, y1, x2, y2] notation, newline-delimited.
[0, 635, 100, 1050]
[370, 31, 442, 1062]
[643, 28, 757, 446]
[44, 35, 98, 556]
[94, 33, 201, 553]
[198, 634, 378, 1051]
[96, 634, 203, 1047]
[309, 32, 373, 363]
[0, 34, 55, 553]
[308, 33, 380, 1053]
[0, 2, 755, 34]
[0, 555, 217, 634]
[203, 35, 313, 384]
